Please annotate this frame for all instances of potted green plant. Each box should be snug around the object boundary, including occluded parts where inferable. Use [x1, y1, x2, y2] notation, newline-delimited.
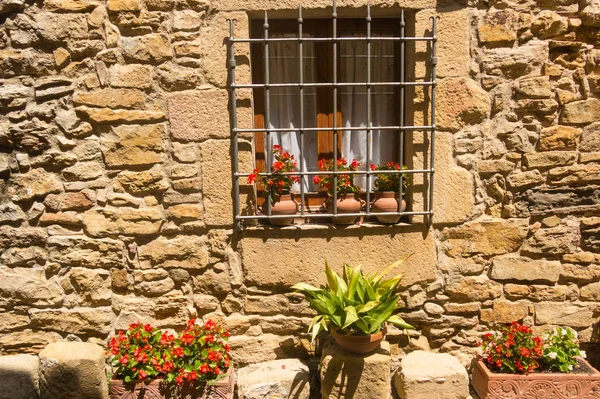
[248, 144, 299, 225]
[313, 157, 363, 225]
[107, 319, 234, 399]
[472, 322, 600, 399]
[369, 162, 409, 224]
[291, 258, 415, 354]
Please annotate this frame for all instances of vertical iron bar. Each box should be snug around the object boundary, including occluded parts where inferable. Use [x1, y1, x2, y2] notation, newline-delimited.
[263, 12, 272, 217]
[365, 3, 372, 215]
[332, 0, 338, 215]
[228, 19, 241, 230]
[429, 16, 437, 225]
[298, 5, 305, 217]
[398, 10, 405, 215]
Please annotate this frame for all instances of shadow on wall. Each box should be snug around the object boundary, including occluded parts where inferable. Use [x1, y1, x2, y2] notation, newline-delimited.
[0, 368, 40, 399]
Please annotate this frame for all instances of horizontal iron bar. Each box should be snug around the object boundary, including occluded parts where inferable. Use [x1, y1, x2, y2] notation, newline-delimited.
[232, 81, 434, 89]
[237, 210, 433, 220]
[231, 36, 435, 43]
[237, 169, 433, 177]
[234, 125, 434, 133]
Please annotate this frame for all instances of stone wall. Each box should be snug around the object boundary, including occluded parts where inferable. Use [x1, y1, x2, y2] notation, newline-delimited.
[0, 0, 599, 367]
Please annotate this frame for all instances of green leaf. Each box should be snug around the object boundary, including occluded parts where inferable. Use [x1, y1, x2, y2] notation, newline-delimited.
[357, 301, 380, 314]
[291, 282, 321, 292]
[387, 315, 415, 330]
[342, 306, 359, 329]
[344, 263, 361, 299]
[325, 260, 339, 293]
[124, 375, 132, 383]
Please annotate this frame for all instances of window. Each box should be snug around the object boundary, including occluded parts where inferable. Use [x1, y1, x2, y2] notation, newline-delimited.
[228, 4, 438, 229]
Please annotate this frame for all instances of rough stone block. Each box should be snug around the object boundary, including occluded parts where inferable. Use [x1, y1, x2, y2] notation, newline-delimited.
[236, 359, 310, 399]
[321, 340, 391, 399]
[490, 256, 561, 283]
[394, 351, 469, 399]
[436, 78, 490, 132]
[0, 354, 40, 399]
[39, 342, 108, 399]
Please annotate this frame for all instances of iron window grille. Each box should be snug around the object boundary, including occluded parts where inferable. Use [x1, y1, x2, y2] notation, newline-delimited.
[228, 1, 438, 230]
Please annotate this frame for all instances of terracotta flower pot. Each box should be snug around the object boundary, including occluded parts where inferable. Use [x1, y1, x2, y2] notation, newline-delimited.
[109, 368, 235, 399]
[326, 194, 364, 225]
[330, 326, 388, 354]
[259, 194, 298, 225]
[371, 191, 406, 224]
[471, 358, 600, 399]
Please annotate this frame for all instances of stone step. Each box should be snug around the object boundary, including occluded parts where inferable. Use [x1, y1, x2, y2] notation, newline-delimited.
[236, 358, 311, 399]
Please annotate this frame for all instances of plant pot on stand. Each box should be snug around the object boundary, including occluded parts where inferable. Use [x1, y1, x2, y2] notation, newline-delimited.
[326, 194, 364, 225]
[371, 192, 406, 224]
[262, 194, 298, 225]
[331, 326, 388, 354]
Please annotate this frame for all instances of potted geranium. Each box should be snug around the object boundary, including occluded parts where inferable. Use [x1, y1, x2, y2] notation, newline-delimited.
[248, 144, 299, 225]
[472, 322, 600, 399]
[313, 157, 363, 224]
[292, 258, 415, 354]
[370, 162, 409, 224]
[107, 319, 234, 399]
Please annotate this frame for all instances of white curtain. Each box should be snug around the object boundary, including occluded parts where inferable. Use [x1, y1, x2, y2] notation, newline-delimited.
[267, 37, 318, 192]
[266, 37, 395, 192]
[341, 39, 395, 190]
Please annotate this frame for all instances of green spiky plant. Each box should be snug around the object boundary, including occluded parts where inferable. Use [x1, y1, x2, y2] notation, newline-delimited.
[291, 258, 415, 342]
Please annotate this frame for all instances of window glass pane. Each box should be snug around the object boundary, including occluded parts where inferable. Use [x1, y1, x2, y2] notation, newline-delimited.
[267, 36, 318, 192]
[340, 38, 396, 190]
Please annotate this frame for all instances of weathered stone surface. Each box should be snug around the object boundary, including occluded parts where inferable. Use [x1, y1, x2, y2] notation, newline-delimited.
[173, 10, 203, 31]
[0, 203, 25, 224]
[69, 268, 111, 306]
[522, 219, 579, 255]
[76, 107, 165, 124]
[31, 307, 113, 335]
[169, 90, 230, 141]
[514, 99, 558, 115]
[107, 0, 141, 11]
[44, 192, 94, 212]
[166, 204, 202, 220]
[441, 219, 528, 257]
[561, 264, 600, 284]
[445, 276, 503, 302]
[101, 124, 164, 168]
[535, 302, 594, 327]
[539, 125, 580, 151]
[531, 10, 569, 39]
[48, 235, 124, 268]
[524, 151, 577, 169]
[548, 164, 600, 185]
[1, 247, 46, 267]
[120, 34, 172, 63]
[394, 351, 469, 399]
[62, 161, 104, 181]
[478, 10, 518, 44]
[436, 78, 490, 132]
[237, 359, 310, 399]
[45, 0, 100, 12]
[73, 89, 145, 109]
[0, 226, 47, 250]
[491, 257, 561, 283]
[322, 340, 391, 399]
[581, 122, 600, 152]
[0, 354, 39, 399]
[580, 282, 600, 301]
[109, 64, 154, 89]
[515, 76, 552, 98]
[39, 212, 82, 227]
[82, 207, 164, 237]
[113, 167, 169, 195]
[112, 291, 190, 328]
[0, 49, 54, 78]
[39, 342, 108, 399]
[9, 169, 63, 202]
[506, 170, 545, 189]
[138, 235, 209, 269]
[478, 159, 516, 174]
[157, 63, 198, 91]
[481, 41, 548, 78]
[561, 99, 600, 125]
[241, 228, 436, 289]
[33, 12, 88, 43]
[504, 284, 567, 302]
[0, 268, 62, 307]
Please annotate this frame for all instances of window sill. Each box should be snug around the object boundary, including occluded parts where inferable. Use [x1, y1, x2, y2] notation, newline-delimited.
[241, 220, 413, 231]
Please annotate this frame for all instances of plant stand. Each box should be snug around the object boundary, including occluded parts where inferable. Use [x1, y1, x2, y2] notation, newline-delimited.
[320, 339, 391, 399]
[471, 359, 600, 399]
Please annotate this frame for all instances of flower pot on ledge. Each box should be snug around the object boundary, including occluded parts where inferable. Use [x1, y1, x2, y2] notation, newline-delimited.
[331, 326, 388, 354]
[325, 194, 364, 225]
[267, 194, 298, 225]
[471, 359, 600, 399]
[371, 191, 406, 224]
[109, 367, 235, 399]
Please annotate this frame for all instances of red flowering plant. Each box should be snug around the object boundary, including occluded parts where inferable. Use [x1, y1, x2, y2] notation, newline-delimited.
[165, 319, 231, 390]
[107, 319, 231, 389]
[370, 162, 410, 192]
[478, 322, 544, 374]
[313, 157, 362, 196]
[247, 145, 299, 202]
[107, 322, 165, 382]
